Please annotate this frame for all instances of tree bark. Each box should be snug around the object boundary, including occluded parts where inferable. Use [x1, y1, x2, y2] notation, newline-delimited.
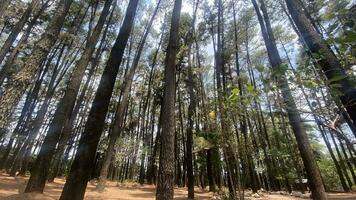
[0, 0, 73, 131]
[0, 0, 52, 86]
[59, 0, 139, 199]
[285, 0, 356, 127]
[184, 1, 199, 198]
[24, 0, 113, 193]
[252, 0, 327, 199]
[156, 0, 182, 199]
[0, 0, 40, 65]
[96, 0, 161, 190]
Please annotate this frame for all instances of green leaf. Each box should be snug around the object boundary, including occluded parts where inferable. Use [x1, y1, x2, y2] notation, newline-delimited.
[246, 83, 255, 93]
[232, 88, 239, 94]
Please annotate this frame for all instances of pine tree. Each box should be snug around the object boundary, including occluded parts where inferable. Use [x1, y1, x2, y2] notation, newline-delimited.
[0, 0, 73, 131]
[59, 0, 139, 199]
[156, 0, 182, 199]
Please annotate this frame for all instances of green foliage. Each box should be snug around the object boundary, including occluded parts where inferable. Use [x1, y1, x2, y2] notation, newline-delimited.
[318, 157, 342, 191]
[193, 134, 213, 152]
[272, 63, 289, 77]
[228, 87, 240, 101]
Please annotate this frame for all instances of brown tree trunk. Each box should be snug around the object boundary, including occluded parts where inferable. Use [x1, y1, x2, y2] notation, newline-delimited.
[156, 0, 182, 199]
[48, 3, 114, 183]
[59, 0, 139, 199]
[184, 1, 199, 198]
[145, 25, 164, 185]
[24, 0, 113, 193]
[320, 126, 349, 191]
[0, 0, 50, 85]
[147, 104, 162, 185]
[214, 0, 237, 198]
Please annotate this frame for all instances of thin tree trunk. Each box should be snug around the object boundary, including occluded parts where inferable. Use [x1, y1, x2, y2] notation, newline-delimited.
[320, 126, 349, 191]
[0, 0, 50, 86]
[252, 0, 327, 199]
[184, 0, 199, 198]
[0, 0, 73, 131]
[214, 0, 237, 198]
[0, 0, 40, 65]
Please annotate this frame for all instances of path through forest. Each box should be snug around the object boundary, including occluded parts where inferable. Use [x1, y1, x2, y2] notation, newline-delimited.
[1, 173, 356, 200]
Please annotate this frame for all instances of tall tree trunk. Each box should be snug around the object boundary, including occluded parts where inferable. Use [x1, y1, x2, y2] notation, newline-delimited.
[59, 0, 139, 199]
[196, 38, 216, 192]
[320, 126, 349, 191]
[48, 28, 109, 182]
[96, 0, 161, 190]
[0, 72, 43, 170]
[184, 1, 199, 198]
[147, 104, 162, 185]
[156, 0, 182, 199]
[145, 25, 164, 185]
[0, 0, 53, 86]
[24, 0, 113, 193]
[285, 0, 356, 127]
[214, 0, 237, 198]
[0, 0, 40, 65]
[252, 0, 327, 199]
[0, 0, 73, 131]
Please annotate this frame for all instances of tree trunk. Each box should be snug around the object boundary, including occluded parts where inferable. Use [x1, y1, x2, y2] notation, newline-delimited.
[214, 0, 237, 198]
[59, 0, 139, 199]
[156, 0, 182, 199]
[0, 0, 49, 86]
[184, 0, 199, 198]
[285, 0, 356, 127]
[24, 0, 113, 193]
[147, 105, 162, 185]
[0, 0, 40, 65]
[252, 0, 327, 199]
[96, 0, 160, 190]
[0, 0, 73, 131]
[320, 126, 349, 191]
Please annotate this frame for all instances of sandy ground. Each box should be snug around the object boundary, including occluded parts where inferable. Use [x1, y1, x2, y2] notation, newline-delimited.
[1, 173, 356, 200]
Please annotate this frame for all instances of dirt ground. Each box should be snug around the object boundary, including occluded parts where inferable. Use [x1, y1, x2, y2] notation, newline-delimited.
[1, 173, 356, 200]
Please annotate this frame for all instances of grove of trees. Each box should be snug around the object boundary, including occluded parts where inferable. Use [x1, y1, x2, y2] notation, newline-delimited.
[0, 0, 355, 199]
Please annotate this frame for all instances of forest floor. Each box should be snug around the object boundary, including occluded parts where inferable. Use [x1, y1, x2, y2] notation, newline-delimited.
[1, 173, 356, 200]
